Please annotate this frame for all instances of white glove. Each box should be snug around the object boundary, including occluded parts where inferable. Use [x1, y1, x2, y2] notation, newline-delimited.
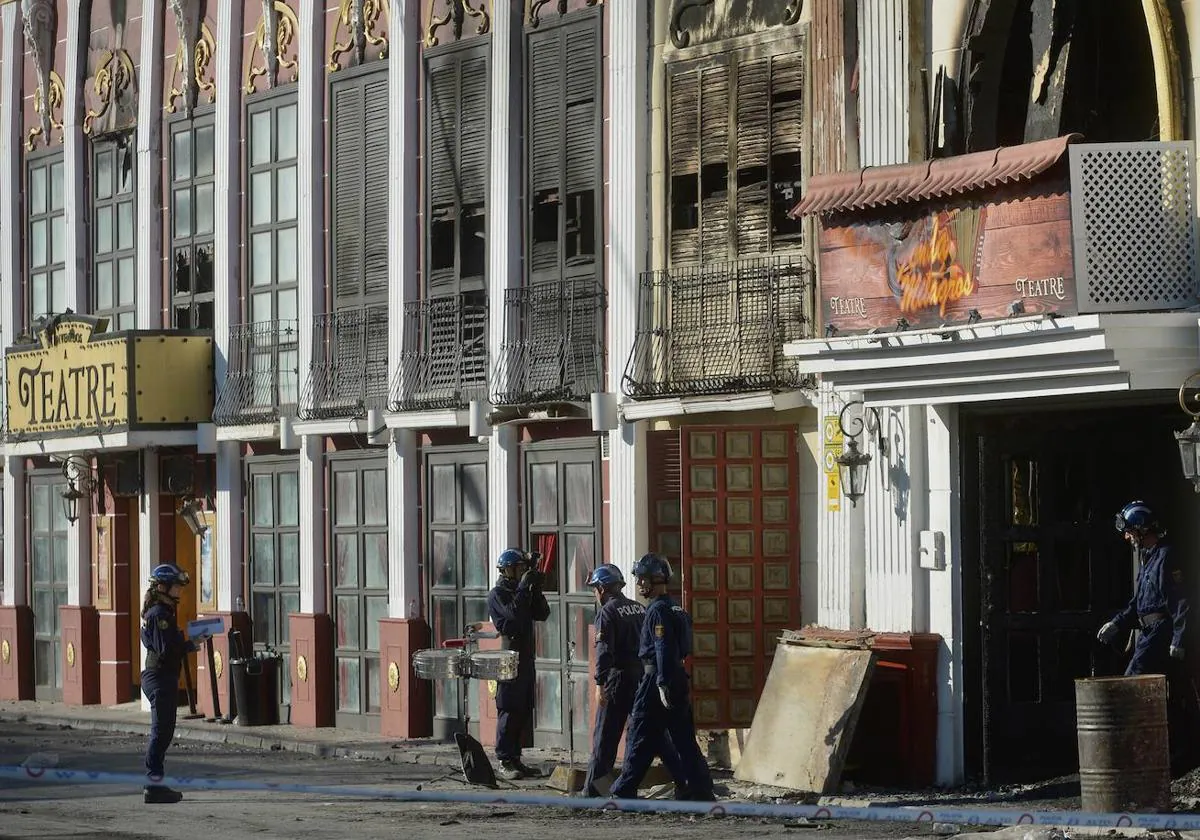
[1171, 645, 1185, 660]
[657, 684, 672, 710]
[1098, 621, 1120, 644]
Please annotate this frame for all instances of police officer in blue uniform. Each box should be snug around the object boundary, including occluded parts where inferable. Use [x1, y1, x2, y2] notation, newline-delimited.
[582, 564, 687, 798]
[609, 554, 714, 801]
[487, 548, 550, 780]
[1099, 501, 1197, 772]
[140, 563, 199, 804]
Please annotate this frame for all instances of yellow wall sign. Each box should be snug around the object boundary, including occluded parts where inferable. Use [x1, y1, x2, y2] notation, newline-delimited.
[5, 316, 214, 438]
[823, 415, 844, 512]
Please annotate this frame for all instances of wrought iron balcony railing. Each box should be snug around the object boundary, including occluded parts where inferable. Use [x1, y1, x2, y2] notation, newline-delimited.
[213, 320, 300, 426]
[389, 292, 489, 412]
[298, 304, 389, 420]
[622, 255, 813, 399]
[490, 279, 606, 406]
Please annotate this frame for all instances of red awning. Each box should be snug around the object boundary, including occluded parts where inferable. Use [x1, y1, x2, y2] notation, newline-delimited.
[790, 133, 1081, 217]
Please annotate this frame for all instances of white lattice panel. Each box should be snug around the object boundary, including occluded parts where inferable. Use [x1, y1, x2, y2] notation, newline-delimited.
[1070, 142, 1199, 312]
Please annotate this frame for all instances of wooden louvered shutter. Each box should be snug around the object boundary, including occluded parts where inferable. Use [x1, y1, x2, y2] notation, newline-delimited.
[699, 60, 730, 263]
[458, 48, 489, 292]
[563, 18, 599, 274]
[736, 57, 771, 255]
[362, 72, 390, 302]
[528, 29, 563, 281]
[427, 56, 460, 297]
[769, 51, 805, 249]
[669, 67, 701, 265]
[332, 80, 366, 303]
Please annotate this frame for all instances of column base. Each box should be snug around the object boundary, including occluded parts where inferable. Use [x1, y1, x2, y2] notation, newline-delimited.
[98, 611, 134, 704]
[0, 606, 34, 700]
[60, 606, 100, 706]
[196, 611, 251, 719]
[289, 613, 334, 727]
[799, 627, 942, 788]
[379, 618, 431, 738]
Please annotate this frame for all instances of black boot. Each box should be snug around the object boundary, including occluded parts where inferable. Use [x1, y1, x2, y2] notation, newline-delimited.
[144, 785, 184, 804]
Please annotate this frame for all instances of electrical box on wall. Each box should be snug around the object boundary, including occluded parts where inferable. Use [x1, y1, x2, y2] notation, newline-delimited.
[919, 530, 945, 571]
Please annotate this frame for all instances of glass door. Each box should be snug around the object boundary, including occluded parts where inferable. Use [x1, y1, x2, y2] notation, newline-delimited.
[30, 475, 68, 700]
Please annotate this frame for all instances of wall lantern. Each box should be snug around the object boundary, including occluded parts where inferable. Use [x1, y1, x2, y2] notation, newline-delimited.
[177, 496, 209, 537]
[836, 399, 887, 507]
[1175, 371, 1200, 493]
[58, 454, 98, 527]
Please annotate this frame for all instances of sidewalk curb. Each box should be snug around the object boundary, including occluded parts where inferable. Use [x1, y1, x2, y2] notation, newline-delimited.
[0, 711, 558, 773]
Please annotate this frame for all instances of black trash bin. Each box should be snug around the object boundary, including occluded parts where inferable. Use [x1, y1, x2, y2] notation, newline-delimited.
[230, 653, 281, 726]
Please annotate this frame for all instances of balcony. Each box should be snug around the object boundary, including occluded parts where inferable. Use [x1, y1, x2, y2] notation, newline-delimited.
[490, 279, 606, 406]
[390, 293, 489, 412]
[213, 320, 299, 426]
[622, 256, 814, 399]
[298, 305, 389, 420]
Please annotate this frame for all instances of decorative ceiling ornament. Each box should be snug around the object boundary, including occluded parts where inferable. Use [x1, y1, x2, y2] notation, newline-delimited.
[245, 0, 299, 94]
[25, 70, 64, 151]
[22, 0, 58, 148]
[668, 0, 714, 48]
[83, 48, 137, 135]
[166, 22, 216, 113]
[330, 0, 390, 69]
[424, 0, 489, 48]
[527, 0, 596, 29]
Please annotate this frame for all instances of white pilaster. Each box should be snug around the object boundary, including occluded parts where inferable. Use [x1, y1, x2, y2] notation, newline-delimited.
[927, 403, 965, 785]
[487, 0, 522, 560]
[298, 435, 324, 613]
[817, 383, 865, 629]
[138, 449, 160, 674]
[213, 0, 243, 383]
[0, 2, 21, 345]
[388, 430, 419, 618]
[296, 0, 323, 401]
[2, 459, 25, 607]
[387, 0, 420, 617]
[606, 0, 649, 577]
[135, 0, 165, 328]
[856, 0, 922, 166]
[215, 440, 243, 612]
[864, 404, 927, 633]
[62, 0, 86, 312]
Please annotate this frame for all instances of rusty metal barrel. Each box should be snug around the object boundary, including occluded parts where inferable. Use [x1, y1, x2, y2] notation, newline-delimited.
[1074, 675, 1171, 813]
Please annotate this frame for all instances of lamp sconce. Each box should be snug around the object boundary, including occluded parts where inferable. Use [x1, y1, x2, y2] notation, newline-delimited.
[1175, 371, 1200, 493]
[366, 408, 391, 447]
[177, 495, 209, 537]
[590, 392, 619, 433]
[836, 399, 888, 507]
[279, 415, 299, 451]
[58, 454, 98, 527]
[468, 400, 492, 439]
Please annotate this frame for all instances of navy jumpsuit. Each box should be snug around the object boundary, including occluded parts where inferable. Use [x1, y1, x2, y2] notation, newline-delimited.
[487, 574, 550, 763]
[140, 601, 192, 783]
[609, 594, 713, 800]
[583, 592, 686, 797]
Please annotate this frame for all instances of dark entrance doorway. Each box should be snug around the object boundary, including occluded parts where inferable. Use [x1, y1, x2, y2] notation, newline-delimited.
[962, 399, 1198, 783]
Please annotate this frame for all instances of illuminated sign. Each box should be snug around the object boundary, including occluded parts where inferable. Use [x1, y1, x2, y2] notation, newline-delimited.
[5, 315, 214, 438]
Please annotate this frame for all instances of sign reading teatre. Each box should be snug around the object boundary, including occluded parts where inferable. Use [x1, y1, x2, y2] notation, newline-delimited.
[7, 317, 129, 435]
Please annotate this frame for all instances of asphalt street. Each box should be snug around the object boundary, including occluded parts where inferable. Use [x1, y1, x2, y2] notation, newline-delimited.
[0, 720, 935, 840]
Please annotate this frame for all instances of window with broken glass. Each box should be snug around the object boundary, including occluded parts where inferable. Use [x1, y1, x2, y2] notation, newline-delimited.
[91, 138, 137, 331]
[169, 115, 216, 330]
[26, 154, 67, 326]
[525, 10, 602, 286]
[666, 44, 806, 266]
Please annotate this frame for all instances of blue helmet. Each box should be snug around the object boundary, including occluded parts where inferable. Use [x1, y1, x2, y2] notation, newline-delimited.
[497, 548, 530, 569]
[586, 564, 625, 589]
[149, 563, 190, 586]
[1115, 501, 1158, 535]
[632, 553, 672, 583]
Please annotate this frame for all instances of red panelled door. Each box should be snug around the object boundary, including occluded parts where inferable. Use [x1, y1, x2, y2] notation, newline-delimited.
[679, 426, 800, 729]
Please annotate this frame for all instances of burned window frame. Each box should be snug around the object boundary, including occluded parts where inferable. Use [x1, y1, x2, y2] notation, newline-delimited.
[25, 152, 68, 328]
[524, 8, 603, 287]
[424, 38, 490, 300]
[665, 37, 807, 267]
[168, 111, 217, 330]
[90, 134, 137, 332]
